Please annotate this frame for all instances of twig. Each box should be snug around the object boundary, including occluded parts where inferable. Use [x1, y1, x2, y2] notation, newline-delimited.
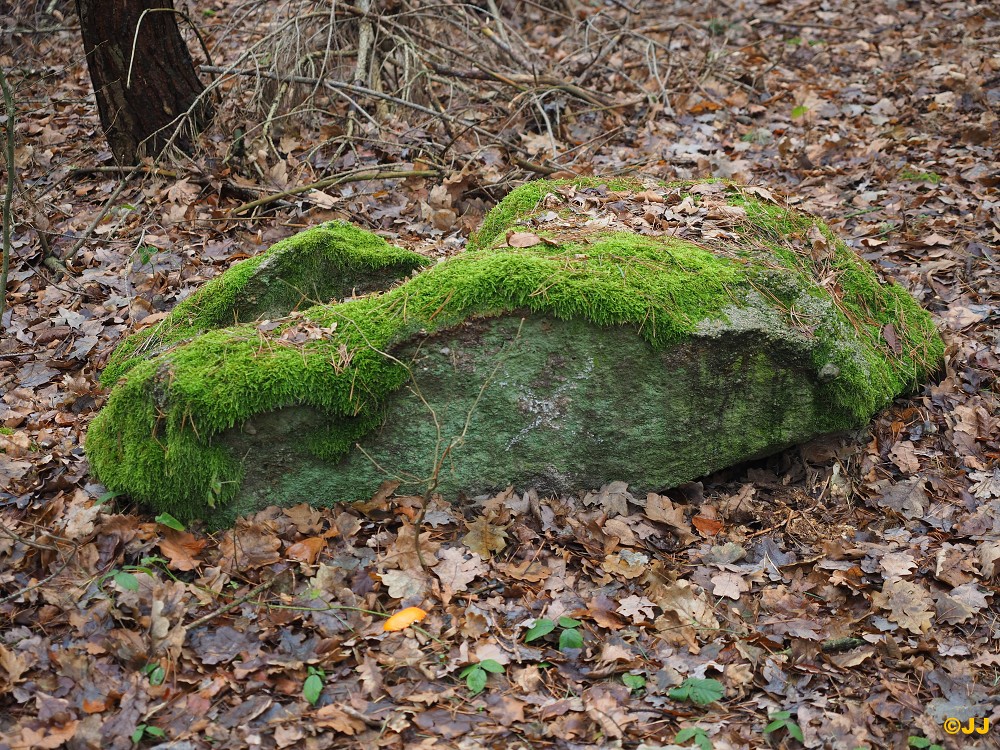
[511, 155, 560, 175]
[0, 66, 15, 329]
[750, 18, 859, 32]
[229, 167, 439, 215]
[428, 64, 610, 107]
[185, 569, 289, 630]
[3, 25, 81, 34]
[0, 520, 82, 605]
[69, 165, 180, 178]
[198, 65, 539, 160]
[126, 7, 216, 90]
[59, 169, 139, 263]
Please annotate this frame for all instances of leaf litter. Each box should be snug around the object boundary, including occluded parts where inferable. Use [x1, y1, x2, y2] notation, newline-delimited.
[1, 0, 999, 748]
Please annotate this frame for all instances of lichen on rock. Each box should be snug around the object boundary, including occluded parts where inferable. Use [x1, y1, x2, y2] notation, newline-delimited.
[86, 179, 944, 525]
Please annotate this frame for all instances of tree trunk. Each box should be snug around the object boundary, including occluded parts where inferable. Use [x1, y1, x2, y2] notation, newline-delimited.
[76, 0, 212, 164]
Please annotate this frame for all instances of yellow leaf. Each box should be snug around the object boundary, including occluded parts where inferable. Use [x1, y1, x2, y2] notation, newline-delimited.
[383, 606, 428, 632]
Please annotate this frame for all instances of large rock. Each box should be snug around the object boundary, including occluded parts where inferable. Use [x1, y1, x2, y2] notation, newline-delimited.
[87, 179, 944, 525]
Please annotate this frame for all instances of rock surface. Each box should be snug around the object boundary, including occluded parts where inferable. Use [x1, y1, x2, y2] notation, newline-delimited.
[87, 179, 945, 524]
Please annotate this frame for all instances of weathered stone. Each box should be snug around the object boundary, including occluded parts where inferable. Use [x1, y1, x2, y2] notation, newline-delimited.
[87, 178, 944, 525]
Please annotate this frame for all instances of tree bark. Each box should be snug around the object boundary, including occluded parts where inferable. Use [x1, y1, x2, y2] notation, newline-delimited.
[76, 0, 212, 163]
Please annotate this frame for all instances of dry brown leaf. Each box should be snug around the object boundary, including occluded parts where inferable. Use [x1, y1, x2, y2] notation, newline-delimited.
[383, 523, 440, 571]
[219, 522, 282, 572]
[357, 655, 384, 697]
[312, 704, 366, 734]
[583, 481, 633, 517]
[934, 583, 989, 625]
[11, 721, 79, 750]
[649, 579, 720, 649]
[643, 492, 695, 542]
[434, 546, 486, 604]
[871, 576, 934, 634]
[380, 568, 429, 600]
[583, 684, 633, 739]
[503, 558, 551, 583]
[596, 642, 634, 664]
[888, 440, 920, 475]
[159, 529, 207, 571]
[506, 231, 543, 248]
[0, 644, 27, 689]
[287, 536, 326, 565]
[462, 516, 508, 559]
[874, 477, 928, 519]
[602, 550, 648, 579]
[283, 504, 325, 535]
[711, 571, 749, 601]
[616, 594, 657, 623]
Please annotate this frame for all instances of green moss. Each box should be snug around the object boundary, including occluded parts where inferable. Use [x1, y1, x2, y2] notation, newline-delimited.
[102, 221, 428, 385]
[88, 179, 943, 522]
[469, 176, 648, 251]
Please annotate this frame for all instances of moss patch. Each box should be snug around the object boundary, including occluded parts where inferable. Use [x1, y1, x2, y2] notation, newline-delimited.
[102, 221, 428, 384]
[87, 179, 944, 522]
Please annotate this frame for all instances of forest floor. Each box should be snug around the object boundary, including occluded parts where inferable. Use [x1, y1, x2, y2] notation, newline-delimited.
[1, 1, 998, 748]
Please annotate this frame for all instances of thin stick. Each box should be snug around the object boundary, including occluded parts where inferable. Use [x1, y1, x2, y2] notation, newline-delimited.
[60, 169, 139, 263]
[69, 165, 179, 178]
[229, 167, 438, 215]
[0, 66, 15, 328]
[126, 7, 216, 90]
[185, 569, 289, 630]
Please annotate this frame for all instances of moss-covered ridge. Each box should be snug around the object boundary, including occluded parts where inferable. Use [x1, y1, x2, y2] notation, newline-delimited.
[87, 179, 944, 521]
[101, 220, 429, 385]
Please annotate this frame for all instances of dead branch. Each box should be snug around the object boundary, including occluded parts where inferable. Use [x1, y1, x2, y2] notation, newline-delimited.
[0, 66, 15, 329]
[229, 167, 439, 216]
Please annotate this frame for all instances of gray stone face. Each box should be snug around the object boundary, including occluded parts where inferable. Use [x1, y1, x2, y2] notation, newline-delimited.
[216, 313, 849, 524]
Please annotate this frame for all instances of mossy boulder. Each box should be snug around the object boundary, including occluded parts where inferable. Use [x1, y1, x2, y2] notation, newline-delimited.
[87, 179, 944, 525]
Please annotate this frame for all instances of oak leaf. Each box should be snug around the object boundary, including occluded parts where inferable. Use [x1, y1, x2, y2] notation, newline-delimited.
[462, 516, 508, 559]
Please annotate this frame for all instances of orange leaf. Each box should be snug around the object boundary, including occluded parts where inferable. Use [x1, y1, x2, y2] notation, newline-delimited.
[383, 606, 428, 632]
[287, 536, 326, 564]
[159, 530, 207, 571]
[692, 515, 724, 536]
[82, 697, 109, 714]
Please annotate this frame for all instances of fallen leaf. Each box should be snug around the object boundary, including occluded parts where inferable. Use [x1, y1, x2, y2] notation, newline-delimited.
[159, 530, 207, 571]
[643, 493, 696, 542]
[888, 440, 920, 475]
[602, 550, 649, 579]
[503, 558, 551, 583]
[463, 516, 508, 559]
[935, 583, 989, 625]
[0, 644, 27, 689]
[616, 594, 657, 623]
[692, 515, 724, 536]
[287, 536, 326, 565]
[881, 323, 902, 355]
[312, 704, 366, 734]
[874, 477, 928, 519]
[711, 571, 749, 600]
[583, 684, 633, 738]
[383, 606, 428, 632]
[435, 546, 487, 604]
[383, 523, 440, 571]
[219, 522, 282, 572]
[583, 481, 633, 517]
[871, 576, 934, 633]
[380, 569, 429, 600]
[507, 231, 543, 247]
